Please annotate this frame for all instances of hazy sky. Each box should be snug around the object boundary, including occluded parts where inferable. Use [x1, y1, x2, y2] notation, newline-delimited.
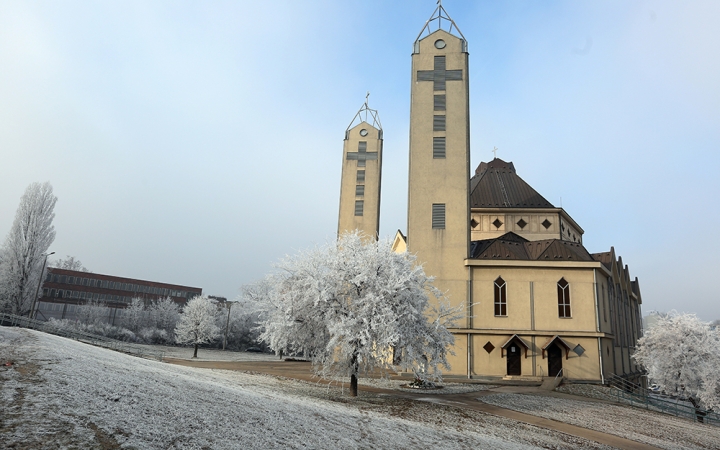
[1, 1, 718, 320]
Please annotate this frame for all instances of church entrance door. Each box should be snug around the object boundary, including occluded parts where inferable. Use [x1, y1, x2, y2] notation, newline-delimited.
[506, 344, 521, 376]
[547, 343, 563, 378]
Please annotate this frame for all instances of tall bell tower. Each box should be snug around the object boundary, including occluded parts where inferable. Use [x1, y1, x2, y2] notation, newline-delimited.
[407, 4, 470, 311]
[338, 99, 383, 240]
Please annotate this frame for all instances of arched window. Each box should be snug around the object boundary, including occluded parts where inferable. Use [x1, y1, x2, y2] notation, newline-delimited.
[494, 277, 507, 316]
[557, 278, 571, 318]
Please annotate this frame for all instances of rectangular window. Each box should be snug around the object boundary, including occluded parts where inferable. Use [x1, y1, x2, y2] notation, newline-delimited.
[358, 159, 366, 167]
[68, 276, 74, 284]
[355, 185, 365, 196]
[356, 170, 365, 182]
[60, 276, 66, 284]
[358, 141, 367, 152]
[433, 115, 446, 131]
[354, 200, 364, 216]
[82, 278, 88, 286]
[432, 203, 446, 229]
[558, 278, 571, 318]
[101, 280, 108, 289]
[43, 288, 48, 297]
[494, 277, 507, 316]
[433, 137, 446, 158]
[434, 94, 446, 111]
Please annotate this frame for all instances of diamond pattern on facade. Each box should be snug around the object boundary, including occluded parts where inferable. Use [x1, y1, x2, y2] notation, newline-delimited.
[483, 342, 495, 353]
[470, 218, 478, 228]
[516, 218, 527, 229]
[493, 218, 503, 229]
[542, 219, 552, 229]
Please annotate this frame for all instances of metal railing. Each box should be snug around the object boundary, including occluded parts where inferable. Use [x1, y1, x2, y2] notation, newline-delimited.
[0, 313, 163, 361]
[607, 373, 719, 426]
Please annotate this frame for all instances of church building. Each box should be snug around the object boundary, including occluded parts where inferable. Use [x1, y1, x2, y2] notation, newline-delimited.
[338, 4, 643, 383]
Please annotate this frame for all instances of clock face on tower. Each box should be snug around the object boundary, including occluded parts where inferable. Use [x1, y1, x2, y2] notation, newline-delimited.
[359, 129, 368, 137]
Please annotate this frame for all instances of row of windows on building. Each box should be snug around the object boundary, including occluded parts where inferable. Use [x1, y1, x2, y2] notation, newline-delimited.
[492, 277, 573, 318]
[45, 273, 195, 299]
[43, 288, 137, 304]
[39, 301, 131, 315]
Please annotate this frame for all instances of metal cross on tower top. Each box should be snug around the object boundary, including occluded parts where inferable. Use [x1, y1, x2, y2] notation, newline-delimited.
[493, 147, 498, 159]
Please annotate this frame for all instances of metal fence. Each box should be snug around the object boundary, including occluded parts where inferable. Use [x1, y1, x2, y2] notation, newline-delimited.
[0, 313, 163, 361]
[607, 374, 719, 426]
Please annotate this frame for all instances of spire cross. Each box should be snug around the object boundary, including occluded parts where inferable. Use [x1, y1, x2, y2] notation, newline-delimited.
[492, 147, 498, 159]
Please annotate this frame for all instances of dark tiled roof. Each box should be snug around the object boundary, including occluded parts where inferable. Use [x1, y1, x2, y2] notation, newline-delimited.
[470, 158, 554, 208]
[469, 233, 595, 262]
[591, 251, 613, 270]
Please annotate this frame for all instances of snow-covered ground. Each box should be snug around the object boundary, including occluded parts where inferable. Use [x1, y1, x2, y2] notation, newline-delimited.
[153, 344, 498, 395]
[151, 344, 280, 362]
[1, 327, 610, 449]
[481, 392, 720, 450]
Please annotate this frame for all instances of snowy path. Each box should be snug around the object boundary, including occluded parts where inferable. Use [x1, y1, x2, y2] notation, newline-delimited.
[1, 327, 609, 449]
[481, 392, 720, 450]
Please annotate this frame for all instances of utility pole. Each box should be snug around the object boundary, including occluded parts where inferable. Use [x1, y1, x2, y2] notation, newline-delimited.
[223, 301, 237, 351]
[30, 251, 54, 319]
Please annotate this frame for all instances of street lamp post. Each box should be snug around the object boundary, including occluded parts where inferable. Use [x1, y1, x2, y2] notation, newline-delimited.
[30, 251, 54, 319]
[223, 301, 237, 351]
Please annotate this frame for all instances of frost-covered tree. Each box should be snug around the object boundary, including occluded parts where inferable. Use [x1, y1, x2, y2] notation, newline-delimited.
[252, 231, 459, 397]
[77, 300, 110, 325]
[51, 255, 89, 272]
[0, 182, 57, 315]
[148, 296, 181, 335]
[175, 296, 221, 358]
[121, 297, 148, 332]
[214, 298, 265, 351]
[633, 312, 720, 419]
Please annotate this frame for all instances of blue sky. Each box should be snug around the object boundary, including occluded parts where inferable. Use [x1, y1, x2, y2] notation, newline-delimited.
[1, 1, 718, 320]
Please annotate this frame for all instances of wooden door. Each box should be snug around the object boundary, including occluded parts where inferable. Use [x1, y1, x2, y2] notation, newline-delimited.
[548, 343, 563, 377]
[506, 344, 521, 376]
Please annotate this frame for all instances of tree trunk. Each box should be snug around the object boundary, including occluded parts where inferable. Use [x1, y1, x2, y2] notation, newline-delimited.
[350, 351, 358, 397]
[350, 374, 358, 397]
[689, 397, 706, 423]
[193, 343, 198, 358]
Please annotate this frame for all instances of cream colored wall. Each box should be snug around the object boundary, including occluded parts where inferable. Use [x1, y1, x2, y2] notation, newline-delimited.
[559, 216, 582, 244]
[469, 266, 599, 334]
[337, 122, 382, 240]
[407, 29, 470, 314]
[445, 333, 468, 376]
[470, 209, 584, 244]
[471, 212, 562, 241]
[469, 334, 602, 381]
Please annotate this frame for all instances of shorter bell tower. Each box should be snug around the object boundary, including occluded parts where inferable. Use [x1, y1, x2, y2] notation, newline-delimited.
[337, 99, 383, 240]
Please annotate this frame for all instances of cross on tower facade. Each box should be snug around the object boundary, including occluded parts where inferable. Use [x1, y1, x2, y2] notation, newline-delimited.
[417, 56, 463, 91]
[346, 142, 378, 161]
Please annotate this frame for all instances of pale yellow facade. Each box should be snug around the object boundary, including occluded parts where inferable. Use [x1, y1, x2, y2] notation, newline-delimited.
[470, 208, 584, 244]
[337, 120, 382, 240]
[406, 28, 470, 314]
[336, 6, 643, 384]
